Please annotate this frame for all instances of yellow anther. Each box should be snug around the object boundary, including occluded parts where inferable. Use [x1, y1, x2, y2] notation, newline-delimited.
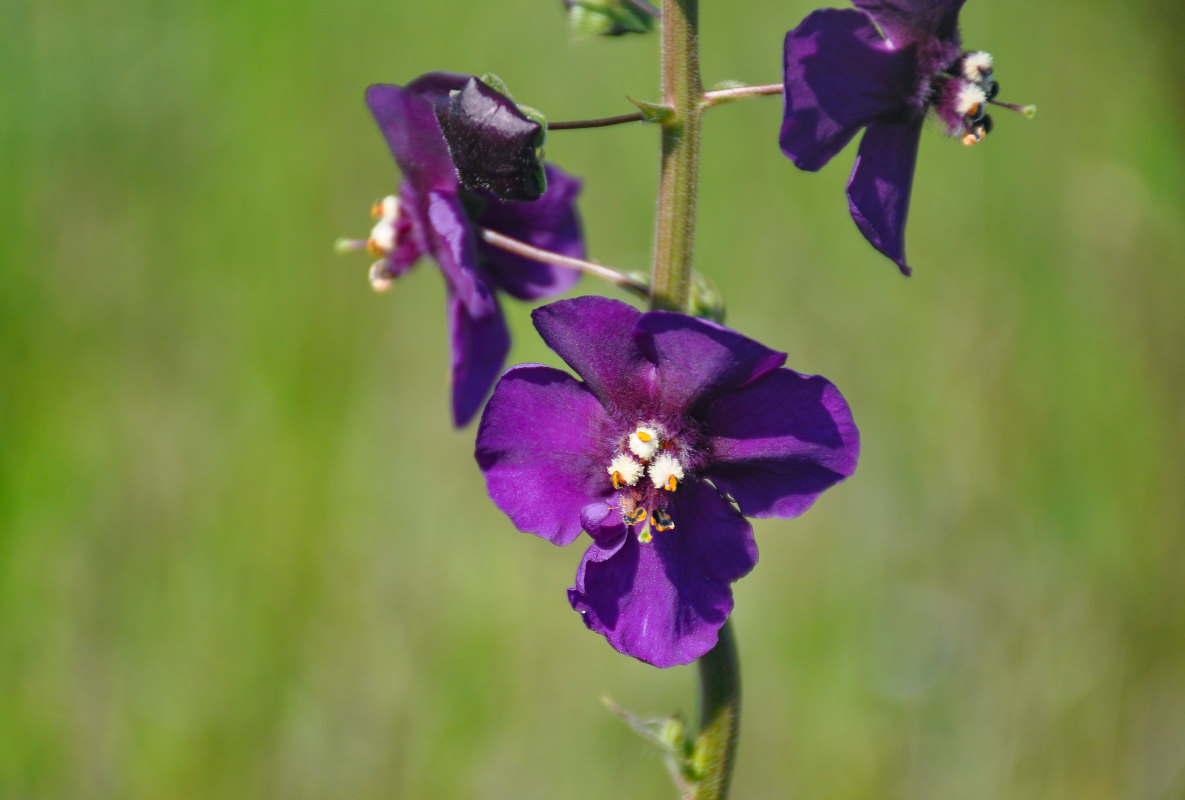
[611, 471, 623, 490]
[623, 507, 648, 526]
[367, 239, 386, 257]
[636, 430, 652, 443]
[665, 475, 678, 492]
[651, 509, 675, 532]
[370, 201, 384, 219]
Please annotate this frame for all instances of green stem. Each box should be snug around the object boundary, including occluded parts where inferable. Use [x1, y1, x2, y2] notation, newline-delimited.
[650, 2, 741, 797]
[685, 620, 740, 800]
[650, 0, 703, 313]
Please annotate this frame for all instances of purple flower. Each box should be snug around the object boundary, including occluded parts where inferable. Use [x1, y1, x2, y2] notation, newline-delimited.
[475, 297, 859, 667]
[359, 72, 585, 426]
[780, 1, 1029, 274]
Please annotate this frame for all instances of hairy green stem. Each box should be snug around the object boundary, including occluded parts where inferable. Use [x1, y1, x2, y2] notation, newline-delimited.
[686, 620, 740, 800]
[650, 0, 703, 313]
[650, 2, 741, 798]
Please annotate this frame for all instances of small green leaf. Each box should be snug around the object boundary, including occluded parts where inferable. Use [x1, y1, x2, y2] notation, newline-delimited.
[627, 96, 675, 125]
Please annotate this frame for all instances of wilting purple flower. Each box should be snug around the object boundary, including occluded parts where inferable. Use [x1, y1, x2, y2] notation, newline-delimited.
[475, 297, 859, 667]
[357, 72, 584, 426]
[780, 0, 1030, 274]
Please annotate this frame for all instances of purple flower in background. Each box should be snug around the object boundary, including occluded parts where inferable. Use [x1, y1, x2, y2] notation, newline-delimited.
[780, 1, 1031, 274]
[475, 297, 859, 667]
[354, 72, 585, 426]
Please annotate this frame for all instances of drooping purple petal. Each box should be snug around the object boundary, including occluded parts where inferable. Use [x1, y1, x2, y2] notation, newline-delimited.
[633, 312, 787, 418]
[475, 164, 584, 300]
[703, 369, 859, 519]
[851, 0, 967, 48]
[475, 364, 612, 544]
[425, 190, 496, 318]
[780, 8, 918, 172]
[568, 480, 758, 667]
[531, 297, 655, 414]
[366, 80, 462, 195]
[846, 117, 923, 275]
[448, 291, 511, 427]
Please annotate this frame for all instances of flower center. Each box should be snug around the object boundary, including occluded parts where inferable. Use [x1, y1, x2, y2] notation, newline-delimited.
[334, 195, 404, 292]
[605, 422, 689, 543]
[931, 51, 1034, 147]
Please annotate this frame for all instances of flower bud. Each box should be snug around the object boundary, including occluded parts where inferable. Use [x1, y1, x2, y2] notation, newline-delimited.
[434, 76, 546, 202]
[562, 0, 658, 39]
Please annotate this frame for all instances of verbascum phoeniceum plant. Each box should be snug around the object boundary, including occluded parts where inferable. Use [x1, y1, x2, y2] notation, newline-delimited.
[337, 0, 1033, 795]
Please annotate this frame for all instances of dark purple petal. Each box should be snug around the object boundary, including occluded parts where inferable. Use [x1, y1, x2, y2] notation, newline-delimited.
[435, 78, 545, 202]
[780, 8, 917, 171]
[633, 312, 787, 417]
[425, 190, 496, 317]
[531, 297, 655, 414]
[475, 364, 612, 545]
[403, 70, 473, 100]
[448, 291, 511, 427]
[846, 118, 923, 275]
[703, 369, 860, 519]
[851, 0, 966, 48]
[366, 81, 459, 195]
[567, 480, 758, 667]
[475, 164, 585, 300]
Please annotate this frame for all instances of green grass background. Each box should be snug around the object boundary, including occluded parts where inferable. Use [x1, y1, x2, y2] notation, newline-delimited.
[2, 0, 1184, 797]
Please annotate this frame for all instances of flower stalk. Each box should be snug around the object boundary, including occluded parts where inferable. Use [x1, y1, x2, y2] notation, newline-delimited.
[650, 0, 703, 313]
[688, 620, 740, 800]
[652, 2, 741, 797]
[478, 228, 649, 294]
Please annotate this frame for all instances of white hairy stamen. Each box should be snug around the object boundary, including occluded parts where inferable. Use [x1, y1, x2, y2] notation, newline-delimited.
[649, 453, 685, 491]
[628, 425, 661, 461]
[369, 261, 394, 292]
[374, 195, 400, 221]
[955, 83, 988, 116]
[369, 218, 396, 253]
[961, 51, 994, 82]
[608, 454, 644, 487]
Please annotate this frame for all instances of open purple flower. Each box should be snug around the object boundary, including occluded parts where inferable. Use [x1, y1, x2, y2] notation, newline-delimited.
[352, 72, 585, 426]
[475, 297, 859, 667]
[780, 1, 1032, 274]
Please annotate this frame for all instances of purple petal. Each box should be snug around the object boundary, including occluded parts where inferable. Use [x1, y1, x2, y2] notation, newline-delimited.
[780, 8, 917, 172]
[425, 190, 496, 317]
[846, 118, 923, 275]
[851, 0, 966, 48]
[448, 291, 510, 427]
[475, 364, 612, 545]
[531, 297, 655, 414]
[567, 480, 758, 668]
[475, 164, 585, 300]
[633, 312, 787, 417]
[703, 369, 860, 519]
[366, 81, 459, 195]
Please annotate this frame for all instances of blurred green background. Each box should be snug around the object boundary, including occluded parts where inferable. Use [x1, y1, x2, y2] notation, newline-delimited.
[2, 0, 1183, 797]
